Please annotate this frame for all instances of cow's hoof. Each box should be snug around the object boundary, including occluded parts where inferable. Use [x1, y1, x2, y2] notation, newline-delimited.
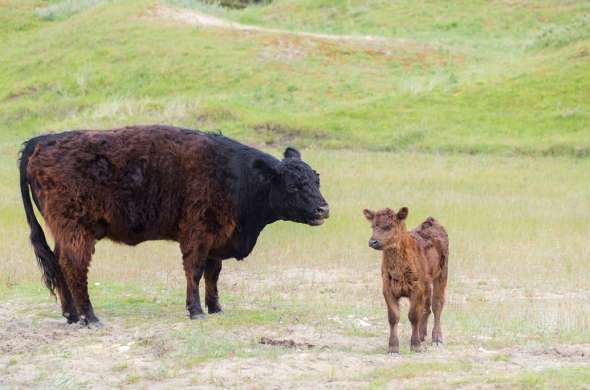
[190, 313, 207, 320]
[79, 315, 102, 328]
[388, 352, 400, 358]
[208, 307, 224, 315]
[89, 321, 104, 329]
[64, 313, 80, 324]
[82, 320, 103, 329]
[432, 340, 443, 347]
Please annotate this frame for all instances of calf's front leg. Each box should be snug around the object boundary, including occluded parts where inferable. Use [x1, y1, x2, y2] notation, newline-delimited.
[383, 289, 401, 355]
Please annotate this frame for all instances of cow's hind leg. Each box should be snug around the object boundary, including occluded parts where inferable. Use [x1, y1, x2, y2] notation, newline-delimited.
[57, 234, 100, 326]
[180, 238, 211, 320]
[54, 244, 79, 324]
[205, 258, 223, 314]
[432, 273, 447, 346]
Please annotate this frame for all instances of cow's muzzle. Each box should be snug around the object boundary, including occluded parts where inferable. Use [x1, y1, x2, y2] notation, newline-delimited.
[368, 239, 383, 250]
[309, 204, 330, 226]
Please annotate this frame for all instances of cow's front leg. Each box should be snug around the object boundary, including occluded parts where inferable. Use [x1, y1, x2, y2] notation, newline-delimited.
[181, 240, 209, 320]
[205, 258, 223, 314]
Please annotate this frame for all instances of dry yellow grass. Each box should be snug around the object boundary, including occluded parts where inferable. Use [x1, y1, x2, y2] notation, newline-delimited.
[1, 148, 589, 387]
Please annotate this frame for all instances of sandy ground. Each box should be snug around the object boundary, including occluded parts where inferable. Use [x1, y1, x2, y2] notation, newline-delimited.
[1, 293, 589, 389]
[151, 5, 394, 43]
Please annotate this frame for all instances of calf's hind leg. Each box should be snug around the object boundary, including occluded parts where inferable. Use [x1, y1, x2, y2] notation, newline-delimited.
[432, 272, 447, 345]
[420, 284, 432, 342]
[57, 234, 100, 326]
[205, 258, 223, 314]
[409, 292, 426, 352]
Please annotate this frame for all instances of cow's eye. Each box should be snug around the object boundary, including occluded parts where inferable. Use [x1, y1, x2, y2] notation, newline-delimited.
[287, 184, 298, 193]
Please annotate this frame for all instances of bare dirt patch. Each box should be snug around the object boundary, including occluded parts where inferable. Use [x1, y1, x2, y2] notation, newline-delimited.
[148, 5, 459, 69]
[151, 5, 393, 44]
[1, 298, 589, 388]
[259, 336, 314, 349]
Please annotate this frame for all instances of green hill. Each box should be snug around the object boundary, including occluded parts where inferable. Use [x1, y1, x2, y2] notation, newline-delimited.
[1, 0, 589, 156]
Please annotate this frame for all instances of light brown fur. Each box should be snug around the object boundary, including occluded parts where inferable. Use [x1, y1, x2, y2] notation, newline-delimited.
[364, 207, 448, 353]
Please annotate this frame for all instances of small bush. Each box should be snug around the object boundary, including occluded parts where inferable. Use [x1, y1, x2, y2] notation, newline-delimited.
[201, 0, 271, 9]
[36, 0, 104, 21]
[527, 15, 590, 50]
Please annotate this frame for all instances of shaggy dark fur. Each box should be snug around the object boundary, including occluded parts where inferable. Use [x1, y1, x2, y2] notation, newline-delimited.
[20, 125, 329, 325]
[364, 207, 448, 354]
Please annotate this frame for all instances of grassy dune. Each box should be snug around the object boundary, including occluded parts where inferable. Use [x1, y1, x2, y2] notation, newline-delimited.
[1, 0, 589, 388]
[1, 0, 589, 154]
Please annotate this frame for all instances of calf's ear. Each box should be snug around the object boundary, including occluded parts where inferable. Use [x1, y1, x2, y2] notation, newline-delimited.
[253, 159, 277, 179]
[284, 146, 301, 160]
[396, 207, 408, 221]
[363, 209, 375, 221]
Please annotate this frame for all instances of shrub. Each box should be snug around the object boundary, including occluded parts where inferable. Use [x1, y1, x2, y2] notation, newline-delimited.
[201, 0, 271, 9]
[36, 0, 104, 21]
[527, 15, 590, 50]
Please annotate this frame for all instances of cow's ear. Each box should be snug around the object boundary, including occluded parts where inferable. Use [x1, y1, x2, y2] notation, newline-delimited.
[283, 146, 301, 160]
[396, 207, 408, 221]
[253, 158, 277, 179]
[363, 209, 375, 221]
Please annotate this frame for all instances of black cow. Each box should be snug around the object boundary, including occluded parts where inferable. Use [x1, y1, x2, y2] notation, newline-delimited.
[20, 125, 329, 325]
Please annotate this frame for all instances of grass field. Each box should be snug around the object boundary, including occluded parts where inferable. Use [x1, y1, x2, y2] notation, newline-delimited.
[1, 0, 589, 388]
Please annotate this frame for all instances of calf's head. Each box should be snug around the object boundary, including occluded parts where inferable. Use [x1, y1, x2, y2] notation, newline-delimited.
[254, 147, 329, 226]
[363, 207, 408, 250]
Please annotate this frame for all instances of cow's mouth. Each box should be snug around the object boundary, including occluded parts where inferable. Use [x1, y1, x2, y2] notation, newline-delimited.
[308, 218, 326, 226]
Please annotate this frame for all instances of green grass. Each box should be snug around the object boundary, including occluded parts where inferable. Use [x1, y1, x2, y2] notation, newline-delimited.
[455, 367, 590, 389]
[364, 361, 473, 389]
[1, 0, 589, 155]
[1, 1, 590, 387]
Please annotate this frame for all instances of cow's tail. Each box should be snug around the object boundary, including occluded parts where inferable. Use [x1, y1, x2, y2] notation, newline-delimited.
[19, 139, 61, 296]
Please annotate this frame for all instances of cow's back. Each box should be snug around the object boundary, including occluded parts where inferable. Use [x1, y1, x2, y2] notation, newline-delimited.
[25, 125, 228, 245]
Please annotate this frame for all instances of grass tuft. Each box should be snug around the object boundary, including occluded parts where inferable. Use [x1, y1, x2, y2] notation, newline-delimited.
[35, 0, 105, 21]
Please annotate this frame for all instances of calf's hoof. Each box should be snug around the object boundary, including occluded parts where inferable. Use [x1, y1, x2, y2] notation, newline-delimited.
[190, 313, 207, 320]
[410, 344, 424, 353]
[432, 339, 443, 347]
[388, 352, 401, 358]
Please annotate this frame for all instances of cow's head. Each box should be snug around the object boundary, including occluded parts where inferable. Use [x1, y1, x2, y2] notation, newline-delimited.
[254, 147, 329, 226]
[363, 207, 408, 250]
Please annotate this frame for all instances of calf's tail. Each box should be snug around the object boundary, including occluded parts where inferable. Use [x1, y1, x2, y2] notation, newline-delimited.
[19, 139, 61, 296]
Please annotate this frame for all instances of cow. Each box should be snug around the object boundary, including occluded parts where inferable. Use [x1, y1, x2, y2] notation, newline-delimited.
[19, 125, 330, 326]
[363, 207, 448, 354]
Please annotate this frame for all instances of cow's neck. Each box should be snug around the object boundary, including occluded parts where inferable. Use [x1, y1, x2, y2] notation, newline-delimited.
[232, 174, 280, 260]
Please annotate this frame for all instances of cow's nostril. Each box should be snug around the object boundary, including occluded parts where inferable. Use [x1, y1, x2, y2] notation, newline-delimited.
[369, 239, 378, 247]
[317, 204, 330, 217]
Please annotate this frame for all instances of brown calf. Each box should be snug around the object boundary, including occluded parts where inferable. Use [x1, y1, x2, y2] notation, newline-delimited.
[363, 207, 448, 354]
